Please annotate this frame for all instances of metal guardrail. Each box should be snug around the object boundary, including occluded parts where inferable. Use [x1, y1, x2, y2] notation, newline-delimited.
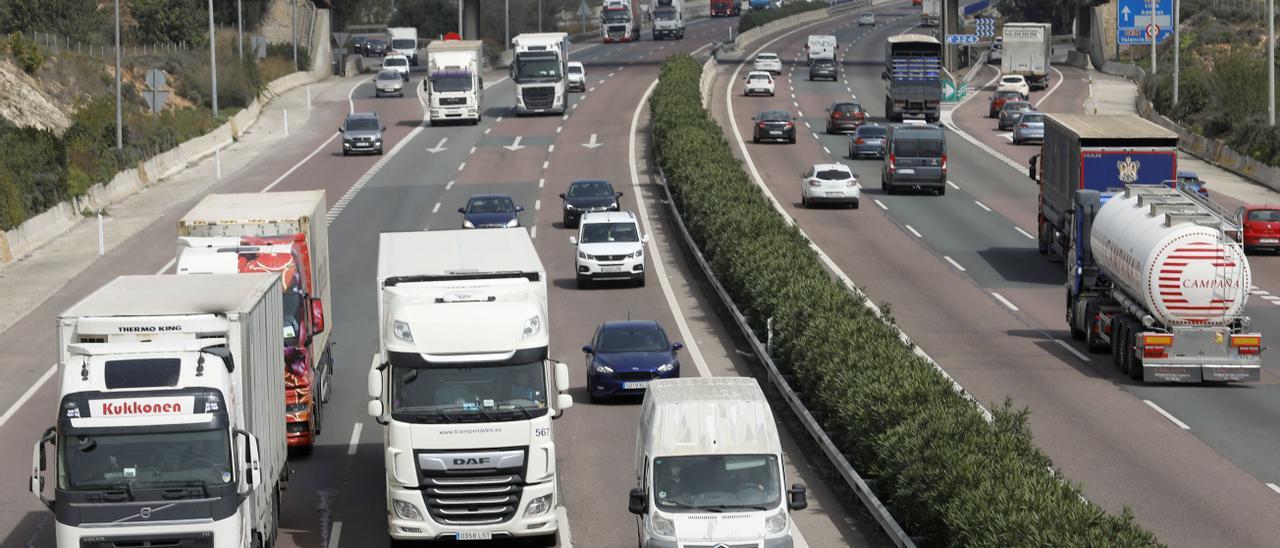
[649, 127, 917, 548]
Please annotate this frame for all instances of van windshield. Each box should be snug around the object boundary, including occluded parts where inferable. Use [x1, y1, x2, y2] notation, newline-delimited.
[652, 454, 781, 511]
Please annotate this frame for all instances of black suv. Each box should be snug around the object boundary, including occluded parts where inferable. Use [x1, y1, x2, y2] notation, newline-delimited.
[808, 58, 838, 81]
[752, 110, 796, 144]
[560, 180, 623, 228]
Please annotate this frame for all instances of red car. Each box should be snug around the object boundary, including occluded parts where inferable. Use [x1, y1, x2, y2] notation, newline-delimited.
[1237, 205, 1280, 253]
[912, 0, 922, 5]
[988, 90, 1023, 118]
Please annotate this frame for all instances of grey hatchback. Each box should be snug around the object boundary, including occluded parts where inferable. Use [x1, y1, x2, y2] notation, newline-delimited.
[340, 112, 385, 156]
[881, 124, 947, 195]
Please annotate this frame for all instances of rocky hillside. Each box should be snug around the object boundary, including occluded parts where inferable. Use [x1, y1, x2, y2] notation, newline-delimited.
[0, 56, 71, 133]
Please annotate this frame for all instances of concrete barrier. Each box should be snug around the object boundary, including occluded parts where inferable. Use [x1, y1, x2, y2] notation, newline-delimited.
[1065, 50, 1091, 70]
[1136, 98, 1280, 191]
[700, 55, 717, 108]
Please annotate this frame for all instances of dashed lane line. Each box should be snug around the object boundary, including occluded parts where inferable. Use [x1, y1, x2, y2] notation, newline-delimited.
[1144, 400, 1191, 430]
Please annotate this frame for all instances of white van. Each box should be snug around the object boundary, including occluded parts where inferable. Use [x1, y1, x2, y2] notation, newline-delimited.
[629, 378, 808, 547]
[806, 34, 837, 64]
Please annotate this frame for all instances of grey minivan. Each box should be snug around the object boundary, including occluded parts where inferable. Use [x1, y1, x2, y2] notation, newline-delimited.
[881, 124, 947, 195]
[339, 112, 385, 156]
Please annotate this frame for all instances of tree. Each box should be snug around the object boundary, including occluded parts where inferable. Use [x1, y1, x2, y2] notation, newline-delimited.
[130, 0, 206, 46]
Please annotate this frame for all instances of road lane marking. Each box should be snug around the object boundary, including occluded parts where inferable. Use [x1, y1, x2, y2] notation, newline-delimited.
[974, 200, 991, 212]
[1144, 400, 1191, 430]
[1053, 339, 1091, 362]
[539, 178, 545, 188]
[485, 127, 492, 134]
[1253, 289, 1269, 295]
[432, 202, 441, 213]
[0, 364, 56, 429]
[943, 256, 966, 271]
[530, 226, 537, 239]
[874, 199, 887, 210]
[457, 162, 466, 171]
[608, 72, 615, 77]
[562, 114, 569, 121]
[991, 292, 1019, 311]
[535, 199, 541, 210]
[798, 110, 804, 117]
[347, 423, 363, 456]
[905, 225, 922, 238]
[557, 126, 563, 133]
[1268, 483, 1280, 495]
[446, 180, 454, 190]
[822, 146, 830, 155]
[1015, 226, 1035, 240]
[549, 144, 556, 152]
[469, 146, 476, 155]
[156, 257, 176, 275]
[947, 180, 959, 189]
[556, 506, 573, 548]
[1034, 65, 1066, 109]
[590, 86, 596, 92]
[328, 521, 343, 548]
[543, 160, 550, 169]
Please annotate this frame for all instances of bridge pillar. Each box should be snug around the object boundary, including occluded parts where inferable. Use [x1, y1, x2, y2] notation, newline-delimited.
[944, 0, 960, 72]
[461, 0, 482, 41]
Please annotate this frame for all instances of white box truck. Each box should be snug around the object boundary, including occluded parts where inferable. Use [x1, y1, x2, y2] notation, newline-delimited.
[425, 39, 485, 124]
[368, 229, 574, 544]
[1001, 22, 1052, 90]
[511, 32, 569, 115]
[30, 273, 286, 548]
[651, 0, 685, 40]
[806, 34, 837, 64]
[921, 0, 941, 27]
[176, 190, 334, 453]
[387, 26, 420, 66]
[629, 378, 809, 547]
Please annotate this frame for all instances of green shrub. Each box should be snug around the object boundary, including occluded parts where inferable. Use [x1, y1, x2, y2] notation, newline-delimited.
[0, 165, 25, 230]
[6, 31, 44, 73]
[266, 42, 310, 73]
[650, 54, 1162, 546]
[737, 1, 827, 33]
[0, 126, 67, 219]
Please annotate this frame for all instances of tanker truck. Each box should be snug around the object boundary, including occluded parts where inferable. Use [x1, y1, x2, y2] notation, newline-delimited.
[1065, 184, 1261, 383]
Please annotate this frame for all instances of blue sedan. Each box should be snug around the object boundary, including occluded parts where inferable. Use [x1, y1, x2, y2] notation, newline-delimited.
[459, 194, 524, 229]
[583, 320, 682, 402]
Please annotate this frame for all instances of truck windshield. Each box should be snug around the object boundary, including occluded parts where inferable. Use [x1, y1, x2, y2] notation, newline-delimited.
[391, 39, 416, 50]
[603, 10, 631, 23]
[515, 56, 561, 81]
[390, 353, 549, 423]
[432, 73, 473, 92]
[655, 7, 677, 20]
[59, 429, 232, 490]
[653, 454, 781, 511]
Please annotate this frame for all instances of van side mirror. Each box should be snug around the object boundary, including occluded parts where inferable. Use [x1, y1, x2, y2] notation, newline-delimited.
[672, 342, 684, 351]
[458, 207, 466, 214]
[569, 236, 578, 246]
[338, 127, 344, 133]
[628, 487, 648, 514]
[311, 299, 325, 334]
[616, 192, 624, 198]
[787, 484, 808, 511]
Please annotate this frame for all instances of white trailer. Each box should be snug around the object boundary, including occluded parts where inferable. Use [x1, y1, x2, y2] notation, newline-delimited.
[387, 26, 420, 65]
[806, 34, 837, 64]
[31, 273, 286, 548]
[368, 229, 573, 544]
[1001, 22, 1051, 90]
[511, 32, 569, 115]
[652, 0, 685, 40]
[426, 39, 484, 124]
[921, 0, 941, 27]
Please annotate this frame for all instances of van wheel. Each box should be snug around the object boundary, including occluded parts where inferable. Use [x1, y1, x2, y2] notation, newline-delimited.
[851, 199, 860, 209]
[936, 185, 946, 196]
[577, 275, 590, 289]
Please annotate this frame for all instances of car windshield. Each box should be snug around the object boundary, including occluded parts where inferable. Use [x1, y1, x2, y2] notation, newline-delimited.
[467, 197, 515, 213]
[1248, 209, 1280, 222]
[597, 326, 669, 353]
[431, 73, 472, 92]
[569, 182, 615, 198]
[757, 54, 777, 61]
[384, 57, 407, 67]
[345, 117, 379, 131]
[653, 454, 781, 512]
[856, 126, 887, 137]
[893, 138, 944, 156]
[834, 103, 862, 113]
[1019, 114, 1045, 124]
[760, 111, 789, 121]
[1002, 102, 1030, 112]
[60, 429, 232, 490]
[815, 169, 851, 181]
[368, 40, 384, 47]
[377, 70, 400, 80]
[568, 65, 583, 74]
[391, 39, 415, 50]
[581, 221, 639, 243]
[390, 353, 548, 420]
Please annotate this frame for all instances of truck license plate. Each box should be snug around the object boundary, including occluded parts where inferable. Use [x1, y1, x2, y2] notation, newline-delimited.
[623, 381, 650, 389]
[600, 265, 624, 273]
[456, 532, 493, 541]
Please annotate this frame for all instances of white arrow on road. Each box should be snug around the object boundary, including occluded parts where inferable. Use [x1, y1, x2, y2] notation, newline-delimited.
[503, 136, 526, 151]
[581, 133, 603, 149]
[1121, 5, 1131, 22]
[425, 138, 448, 153]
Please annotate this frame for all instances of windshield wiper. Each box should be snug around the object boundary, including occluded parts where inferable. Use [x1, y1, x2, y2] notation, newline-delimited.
[140, 479, 210, 498]
[396, 406, 454, 423]
[81, 482, 133, 501]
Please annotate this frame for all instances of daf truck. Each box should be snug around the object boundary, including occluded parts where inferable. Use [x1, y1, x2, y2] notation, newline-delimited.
[1029, 114, 1180, 261]
[426, 39, 484, 124]
[387, 26, 420, 65]
[602, 0, 641, 43]
[883, 34, 943, 122]
[30, 273, 286, 548]
[1001, 22, 1051, 90]
[512, 32, 570, 115]
[368, 229, 574, 544]
[176, 190, 333, 453]
[1065, 185, 1260, 383]
[652, 0, 685, 40]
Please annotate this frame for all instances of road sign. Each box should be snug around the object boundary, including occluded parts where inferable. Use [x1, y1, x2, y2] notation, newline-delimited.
[576, 0, 592, 19]
[946, 34, 978, 45]
[143, 68, 168, 114]
[974, 17, 995, 38]
[943, 78, 968, 102]
[1117, 0, 1172, 45]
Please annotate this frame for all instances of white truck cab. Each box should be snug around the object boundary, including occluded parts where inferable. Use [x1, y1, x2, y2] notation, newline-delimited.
[629, 378, 807, 548]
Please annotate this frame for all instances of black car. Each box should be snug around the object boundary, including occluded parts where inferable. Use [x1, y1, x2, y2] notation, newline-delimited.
[366, 38, 386, 57]
[560, 179, 623, 228]
[808, 58, 838, 81]
[351, 35, 368, 55]
[752, 110, 796, 144]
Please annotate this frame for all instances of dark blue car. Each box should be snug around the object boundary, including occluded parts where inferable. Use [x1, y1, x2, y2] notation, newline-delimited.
[459, 194, 523, 229]
[583, 321, 682, 402]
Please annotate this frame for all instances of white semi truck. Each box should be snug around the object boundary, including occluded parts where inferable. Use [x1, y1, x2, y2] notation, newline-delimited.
[511, 32, 569, 115]
[1001, 22, 1051, 90]
[601, 0, 641, 43]
[368, 229, 573, 544]
[387, 26, 420, 65]
[651, 0, 685, 40]
[30, 273, 286, 548]
[426, 39, 484, 124]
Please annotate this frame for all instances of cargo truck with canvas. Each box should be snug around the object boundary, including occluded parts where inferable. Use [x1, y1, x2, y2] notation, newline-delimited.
[368, 229, 573, 544]
[512, 33, 570, 115]
[30, 274, 287, 548]
[176, 191, 333, 453]
[883, 34, 943, 122]
[1001, 22, 1051, 90]
[426, 39, 484, 124]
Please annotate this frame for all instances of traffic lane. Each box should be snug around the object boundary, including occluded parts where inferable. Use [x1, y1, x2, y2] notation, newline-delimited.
[716, 22, 1280, 548]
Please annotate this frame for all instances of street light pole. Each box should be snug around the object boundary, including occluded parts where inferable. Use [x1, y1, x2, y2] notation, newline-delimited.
[1150, 0, 1157, 75]
[292, 0, 298, 70]
[238, 0, 244, 62]
[1173, 0, 1179, 105]
[208, 0, 218, 117]
[1270, 0, 1275, 125]
[505, 0, 511, 48]
[539, 0, 543, 33]
[114, 0, 122, 149]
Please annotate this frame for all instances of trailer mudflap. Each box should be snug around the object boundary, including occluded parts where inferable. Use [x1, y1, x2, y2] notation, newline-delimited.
[1143, 363, 1261, 383]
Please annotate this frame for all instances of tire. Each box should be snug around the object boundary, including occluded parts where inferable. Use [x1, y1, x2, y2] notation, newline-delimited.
[636, 273, 646, 288]
[577, 275, 590, 289]
[341, 150, 348, 157]
[851, 199, 860, 209]
[1067, 300, 1085, 341]
[1037, 220, 1050, 254]
[801, 194, 809, 208]
[1111, 319, 1124, 371]
[788, 135, 796, 144]
[1127, 328, 1144, 380]
[532, 533, 559, 547]
[753, 134, 760, 144]
[1085, 305, 1108, 354]
[936, 184, 946, 196]
[377, 147, 384, 155]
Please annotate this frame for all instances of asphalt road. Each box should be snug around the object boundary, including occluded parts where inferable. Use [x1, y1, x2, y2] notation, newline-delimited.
[710, 3, 1280, 546]
[0, 16, 873, 548]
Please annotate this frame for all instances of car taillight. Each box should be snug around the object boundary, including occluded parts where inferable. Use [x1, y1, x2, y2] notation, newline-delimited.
[1232, 334, 1262, 355]
[1019, 123, 1030, 128]
[887, 154, 896, 173]
[808, 180, 822, 187]
[855, 138, 865, 144]
[940, 154, 947, 171]
[1141, 333, 1172, 359]
[846, 178, 858, 187]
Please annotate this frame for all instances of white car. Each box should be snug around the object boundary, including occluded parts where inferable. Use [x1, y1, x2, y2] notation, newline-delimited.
[382, 54, 410, 81]
[753, 52, 782, 74]
[743, 71, 775, 96]
[568, 61, 586, 92]
[996, 74, 1029, 99]
[801, 163, 861, 208]
[570, 211, 648, 288]
[859, 13, 875, 26]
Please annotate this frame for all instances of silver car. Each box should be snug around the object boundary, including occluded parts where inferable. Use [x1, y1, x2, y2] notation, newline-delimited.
[340, 112, 385, 156]
[374, 69, 404, 97]
[1011, 111, 1045, 145]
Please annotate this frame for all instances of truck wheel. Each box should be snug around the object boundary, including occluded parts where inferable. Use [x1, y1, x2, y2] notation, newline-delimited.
[1085, 303, 1108, 354]
[936, 184, 946, 196]
[1037, 221, 1049, 254]
[1067, 301, 1085, 341]
[1128, 332, 1144, 381]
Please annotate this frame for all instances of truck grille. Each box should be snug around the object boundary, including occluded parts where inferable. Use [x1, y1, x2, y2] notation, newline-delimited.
[521, 87, 555, 110]
[607, 27, 626, 40]
[439, 97, 466, 106]
[79, 533, 214, 548]
[423, 474, 523, 524]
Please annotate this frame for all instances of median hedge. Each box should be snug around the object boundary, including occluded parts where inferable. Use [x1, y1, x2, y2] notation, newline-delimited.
[650, 53, 1161, 546]
[737, 1, 828, 33]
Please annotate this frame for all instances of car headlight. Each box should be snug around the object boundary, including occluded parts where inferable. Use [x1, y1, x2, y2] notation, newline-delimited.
[609, 202, 618, 210]
[524, 494, 553, 517]
[656, 362, 674, 373]
[593, 363, 614, 374]
[393, 499, 424, 521]
[522, 315, 541, 340]
[765, 508, 788, 535]
[650, 511, 675, 537]
[506, 218, 519, 228]
[630, 248, 643, 258]
[578, 250, 589, 260]
[393, 320, 414, 343]
[463, 219, 475, 228]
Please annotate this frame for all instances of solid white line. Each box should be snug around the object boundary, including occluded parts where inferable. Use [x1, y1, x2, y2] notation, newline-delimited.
[1053, 339, 1091, 363]
[905, 225, 922, 238]
[457, 162, 466, 171]
[534, 199, 542, 210]
[1268, 483, 1280, 496]
[947, 180, 959, 190]
[446, 180, 455, 190]
[1034, 65, 1066, 109]
[1144, 400, 1191, 430]
[1254, 290, 1270, 296]
[556, 506, 573, 548]
[432, 202, 441, 213]
[0, 364, 56, 429]
[328, 521, 343, 548]
[1015, 226, 1035, 240]
[630, 79, 711, 378]
[261, 134, 340, 193]
[1261, 295, 1280, 301]
[155, 257, 177, 275]
[991, 291, 1020, 311]
[347, 423, 363, 456]
[974, 200, 992, 212]
[543, 160, 550, 169]
[943, 256, 966, 271]
[874, 199, 887, 210]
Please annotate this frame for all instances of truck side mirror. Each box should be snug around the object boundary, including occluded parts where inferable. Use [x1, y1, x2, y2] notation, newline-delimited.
[367, 399, 384, 420]
[556, 393, 573, 415]
[628, 487, 648, 514]
[787, 484, 808, 511]
[555, 361, 571, 392]
[367, 366, 383, 399]
[311, 299, 325, 334]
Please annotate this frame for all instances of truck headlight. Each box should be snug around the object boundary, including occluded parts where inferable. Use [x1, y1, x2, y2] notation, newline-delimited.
[656, 362, 674, 373]
[393, 499, 423, 521]
[765, 508, 788, 535]
[522, 315, 542, 340]
[523, 494, 553, 517]
[506, 218, 519, 227]
[393, 320, 414, 343]
[650, 512, 675, 537]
